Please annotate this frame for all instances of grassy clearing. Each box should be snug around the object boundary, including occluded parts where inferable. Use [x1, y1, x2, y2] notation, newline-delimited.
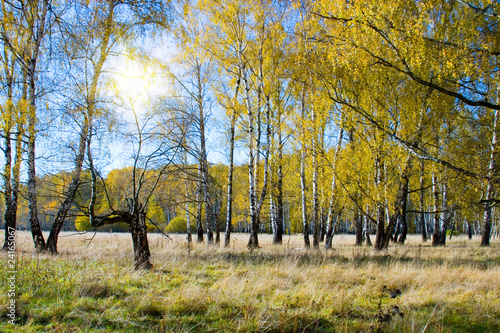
[1, 232, 499, 332]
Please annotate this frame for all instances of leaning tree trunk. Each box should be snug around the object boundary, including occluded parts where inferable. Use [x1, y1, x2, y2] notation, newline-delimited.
[91, 205, 153, 270]
[47, 1, 115, 254]
[130, 211, 152, 270]
[46, 117, 88, 254]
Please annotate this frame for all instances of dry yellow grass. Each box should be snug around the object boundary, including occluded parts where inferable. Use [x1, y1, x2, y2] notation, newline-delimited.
[1, 231, 499, 332]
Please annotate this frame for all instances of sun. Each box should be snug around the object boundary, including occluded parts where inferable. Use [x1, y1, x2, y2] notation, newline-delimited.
[113, 56, 160, 105]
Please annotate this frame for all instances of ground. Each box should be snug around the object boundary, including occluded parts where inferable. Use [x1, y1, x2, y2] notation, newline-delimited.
[1, 231, 499, 332]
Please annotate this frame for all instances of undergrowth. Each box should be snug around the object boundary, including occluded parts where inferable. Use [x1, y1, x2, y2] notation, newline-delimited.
[0, 232, 499, 332]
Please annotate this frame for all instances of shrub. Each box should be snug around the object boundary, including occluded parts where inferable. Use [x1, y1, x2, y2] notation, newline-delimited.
[165, 216, 188, 233]
[75, 216, 91, 231]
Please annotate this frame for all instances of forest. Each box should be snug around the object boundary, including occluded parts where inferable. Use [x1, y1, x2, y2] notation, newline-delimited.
[1, 0, 500, 331]
[2, 0, 500, 264]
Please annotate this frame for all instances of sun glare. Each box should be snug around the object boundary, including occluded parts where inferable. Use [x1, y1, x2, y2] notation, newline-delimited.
[114, 56, 161, 106]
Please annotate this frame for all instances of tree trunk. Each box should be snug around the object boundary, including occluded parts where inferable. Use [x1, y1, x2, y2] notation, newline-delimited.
[482, 183, 495, 246]
[374, 204, 386, 250]
[199, 107, 213, 246]
[184, 149, 192, 246]
[300, 142, 310, 249]
[393, 218, 400, 243]
[364, 214, 372, 246]
[397, 178, 409, 244]
[196, 168, 204, 243]
[47, 1, 116, 254]
[482, 109, 498, 246]
[432, 173, 441, 246]
[374, 156, 412, 250]
[87, 126, 97, 229]
[9, 121, 23, 243]
[270, 174, 278, 244]
[300, 86, 310, 248]
[92, 207, 152, 270]
[47, 117, 89, 254]
[2, 106, 14, 250]
[214, 212, 220, 246]
[355, 211, 363, 246]
[245, 67, 272, 249]
[312, 107, 320, 249]
[325, 127, 343, 250]
[130, 211, 152, 270]
[324, 217, 335, 250]
[1, 29, 15, 251]
[374, 155, 385, 250]
[420, 159, 428, 242]
[224, 111, 236, 247]
[26, 0, 50, 252]
[240, 63, 259, 249]
[448, 215, 456, 240]
[274, 116, 284, 244]
[185, 201, 192, 246]
[207, 227, 214, 245]
[439, 181, 448, 245]
[325, 214, 340, 250]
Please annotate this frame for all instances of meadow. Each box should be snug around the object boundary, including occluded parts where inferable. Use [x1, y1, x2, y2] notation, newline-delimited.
[1, 231, 499, 332]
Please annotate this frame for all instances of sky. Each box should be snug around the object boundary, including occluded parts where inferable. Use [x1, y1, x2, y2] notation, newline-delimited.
[101, 49, 248, 174]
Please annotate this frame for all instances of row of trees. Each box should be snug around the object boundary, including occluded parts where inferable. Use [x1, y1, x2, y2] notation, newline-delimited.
[7, 162, 488, 238]
[1, 0, 499, 269]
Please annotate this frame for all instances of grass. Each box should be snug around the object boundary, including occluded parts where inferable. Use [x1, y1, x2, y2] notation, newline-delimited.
[1, 231, 499, 332]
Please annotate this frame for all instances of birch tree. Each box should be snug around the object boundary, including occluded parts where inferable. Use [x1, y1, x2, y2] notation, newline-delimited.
[306, 0, 500, 245]
[0, 1, 28, 250]
[45, 0, 170, 254]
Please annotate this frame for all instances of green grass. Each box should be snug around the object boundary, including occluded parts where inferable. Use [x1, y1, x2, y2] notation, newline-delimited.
[1, 232, 499, 332]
